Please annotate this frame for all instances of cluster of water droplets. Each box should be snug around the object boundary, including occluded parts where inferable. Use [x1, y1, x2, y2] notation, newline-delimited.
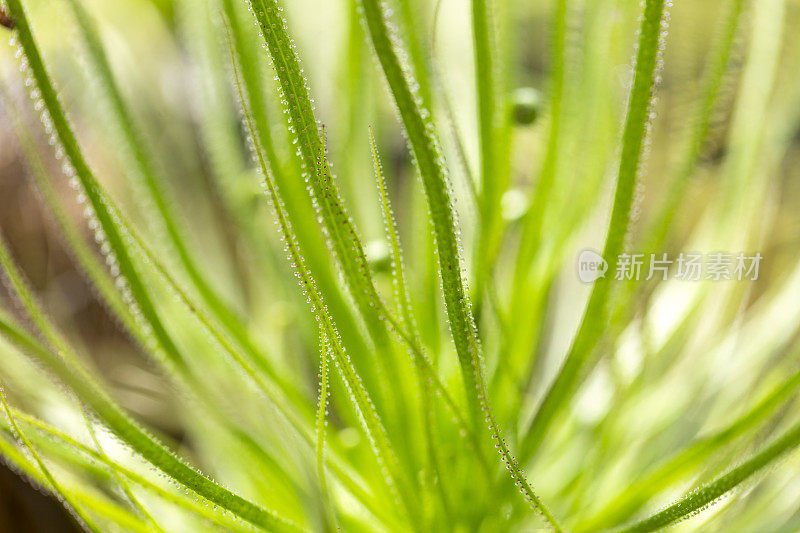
[314, 330, 332, 477]
[73, 36, 167, 243]
[357, 1, 558, 521]
[8, 8, 331, 530]
[233, 60, 402, 506]
[368, 131, 416, 324]
[13, 42, 69, 234]
[366, 0, 483, 361]
[250, 1, 388, 318]
[627, 0, 673, 251]
[10, 24, 176, 385]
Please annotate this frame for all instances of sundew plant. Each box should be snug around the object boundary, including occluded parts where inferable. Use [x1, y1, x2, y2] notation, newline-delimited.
[0, 0, 799, 530]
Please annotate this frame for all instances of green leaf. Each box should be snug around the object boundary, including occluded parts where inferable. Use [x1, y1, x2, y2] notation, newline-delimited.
[0, 237, 300, 531]
[0, 386, 103, 532]
[521, 0, 670, 461]
[227, 35, 419, 524]
[619, 416, 800, 532]
[357, 0, 563, 527]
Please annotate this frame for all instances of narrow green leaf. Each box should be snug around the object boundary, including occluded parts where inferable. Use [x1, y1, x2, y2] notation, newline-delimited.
[640, 0, 746, 254]
[0, 235, 300, 532]
[370, 126, 448, 529]
[246, 0, 396, 336]
[79, 405, 165, 533]
[0, 386, 103, 533]
[5, 0, 193, 376]
[369, 126, 414, 331]
[521, 0, 669, 461]
[471, 0, 504, 312]
[68, 0, 293, 402]
[514, 0, 568, 277]
[3, 408, 255, 532]
[619, 417, 800, 532]
[227, 37, 419, 524]
[367, 129, 493, 477]
[315, 328, 337, 530]
[579, 342, 800, 531]
[0, 81, 147, 353]
[357, 0, 563, 527]
[0, 428, 151, 533]
[242, 0, 485, 479]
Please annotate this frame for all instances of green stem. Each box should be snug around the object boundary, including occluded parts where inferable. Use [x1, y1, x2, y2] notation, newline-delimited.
[619, 417, 800, 532]
[357, 0, 563, 528]
[521, 0, 668, 461]
[228, 42, 419, 525]
[0, 244, 300, 532]
[471, 0, 501, 309]
[0, 386, 103, 533]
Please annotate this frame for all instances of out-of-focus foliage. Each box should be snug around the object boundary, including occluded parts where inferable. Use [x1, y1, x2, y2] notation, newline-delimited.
[0, 0, 798, 531]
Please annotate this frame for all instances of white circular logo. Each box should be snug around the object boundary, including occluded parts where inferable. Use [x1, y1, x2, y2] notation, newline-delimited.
[577, 249, 608, 283]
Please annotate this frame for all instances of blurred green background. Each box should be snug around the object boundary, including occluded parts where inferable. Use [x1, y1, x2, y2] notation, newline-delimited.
[1, 0, 800, 530]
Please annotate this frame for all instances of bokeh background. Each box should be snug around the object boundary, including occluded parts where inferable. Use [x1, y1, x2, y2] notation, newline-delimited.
[1, 0, 800, 530]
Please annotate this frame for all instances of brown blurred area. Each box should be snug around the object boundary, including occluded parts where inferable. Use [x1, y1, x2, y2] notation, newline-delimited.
[0, 125, 83, 531]
[0, 84, 116, 533]
[0, 82, 183, 426]
[0, 461, 82, 533]
[0, 80, 179, 532]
